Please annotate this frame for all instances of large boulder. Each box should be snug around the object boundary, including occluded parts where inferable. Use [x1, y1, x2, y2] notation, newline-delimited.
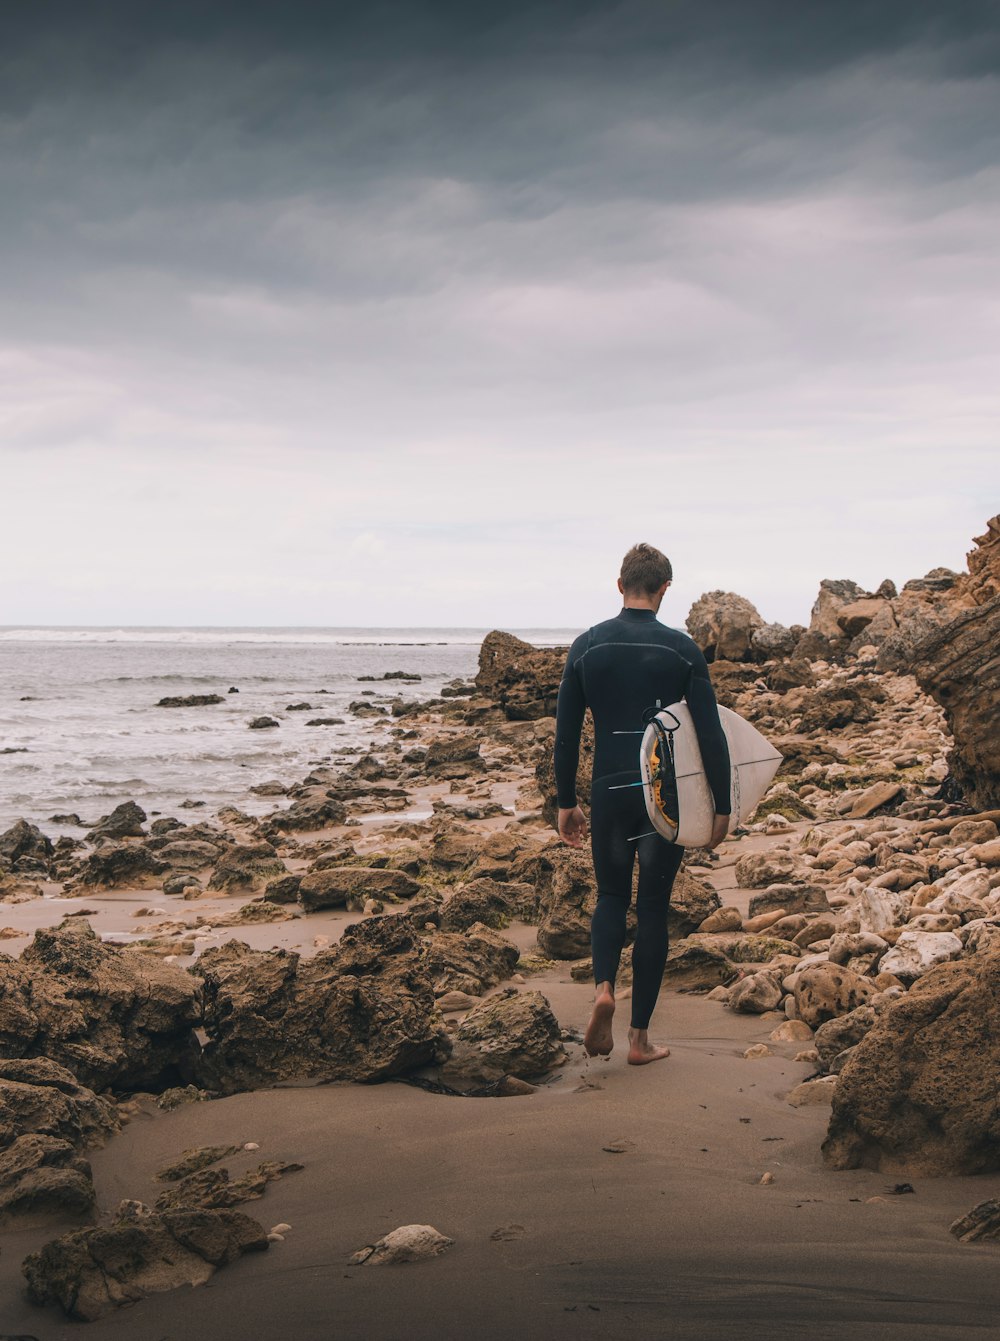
[192, 915, 447, 1093]
[535, 849, 596, 959]
[792, 963, 876, 1029]
[441, 988, 566, 1084]
[476, 631, 565, 721]
[298, 866, 419, 912]
[0, 922, 202, 1092]
[910, 593, 1000, 810]
[0, 819, 54, 873]
[22, 1208, 269, 1321]
[686, 591, 764, 663]
[823, 951, 1000, 1174]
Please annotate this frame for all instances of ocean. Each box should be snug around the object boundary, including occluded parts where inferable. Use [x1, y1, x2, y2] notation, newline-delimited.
[0, 627, 577, 834]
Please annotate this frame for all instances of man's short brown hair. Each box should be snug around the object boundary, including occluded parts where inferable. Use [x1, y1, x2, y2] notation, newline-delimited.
[620, 543, 672, 596]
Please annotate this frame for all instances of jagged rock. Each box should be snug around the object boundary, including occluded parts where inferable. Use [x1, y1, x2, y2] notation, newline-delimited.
[786, 1075, 838, 1107]
[951, 1199, 1000, 1243]
[156, 694, 225, 707]
[793, 963, 876, 1029]
[535, 714, 594, 827]
[424, 735, 483, 773]
[155, 1145, 243, 1182]
[750, 622, 798, 660]
[423, 924, 521, 996]
[22, 1208, 269, 1321]
[476, 631, 565, 721]
[441, 988, 565, 1084]
[823, 951, 1000, 1174]
[668, 870, 722, 938]
[439, 878, 514, 932]
[0, 1059, 118, 1152]
[747, 883, 830, 918]
[878, 930, 963, 983]
[263, 787, 347, 834]
[153, 1160, 302, 1212]
[78, 843, 166, 888]
[193, 916, 446, 1093]
[766, 657, 816, 693]
[911, 596, 1000, 810]
[154, 839, 224, 870]
[298, 866, 419, 912]
[807, 579, 866, 643]
[248, 716, 279, 729]
[727, 971, 783, 1014]
[814, 1005, 880, 1072]
[686, 591, 764, 663]
[0, 819, 54, 873]
[86, 801, 147, 843]
[535, 849, 596, 959]
[663, 941, 738, 992]
[0, 1132, 96, 1222]
[836, 598, 888, 639]
[207, 843, 285, 893]
[0, 922, 202, 1091]
[262, 874, 301, 904]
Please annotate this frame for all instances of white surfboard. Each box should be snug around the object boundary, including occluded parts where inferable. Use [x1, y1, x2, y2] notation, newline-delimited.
[639, 703, 782, 847]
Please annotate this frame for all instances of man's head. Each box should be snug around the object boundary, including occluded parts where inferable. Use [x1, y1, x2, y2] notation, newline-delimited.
[618, 542, 672, 611]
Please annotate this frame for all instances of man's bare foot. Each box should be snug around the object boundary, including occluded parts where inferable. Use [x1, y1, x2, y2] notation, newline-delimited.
[584, 983, 616, 1057]
[627, 1027, 670, 1066]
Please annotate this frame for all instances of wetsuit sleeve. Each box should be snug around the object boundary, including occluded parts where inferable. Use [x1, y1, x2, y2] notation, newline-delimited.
[554, 637, 587, 809]
[683, 646, 732, 815]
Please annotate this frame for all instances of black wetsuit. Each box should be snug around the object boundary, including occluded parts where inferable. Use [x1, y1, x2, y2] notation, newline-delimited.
[554, 608, 731, 1029]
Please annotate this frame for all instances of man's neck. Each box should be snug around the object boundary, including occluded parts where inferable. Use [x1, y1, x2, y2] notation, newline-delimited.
[622, 600, 660, 613]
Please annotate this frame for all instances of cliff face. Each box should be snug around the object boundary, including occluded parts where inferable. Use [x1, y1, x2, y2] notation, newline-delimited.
[908, 517, 1000, 809]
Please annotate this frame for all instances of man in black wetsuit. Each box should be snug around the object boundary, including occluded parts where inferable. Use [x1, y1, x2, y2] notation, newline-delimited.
[554, 543, 731, 1065]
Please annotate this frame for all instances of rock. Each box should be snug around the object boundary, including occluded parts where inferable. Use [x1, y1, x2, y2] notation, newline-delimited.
[750, 622, 798, 660]
[786, 1075, 838, 1107]
[155, 1145, 243, 1182]
[855, 888, 911, 934]
[350, 1224, 454, 1266]
[878, 930, 963, 983]
[155, 839, 223, 871]
[836, 598, 888, 639]
[423, 924, 521, 996]
[207, 844, 285, 893]
[948, 819, 999, 845]
[793, 964, 876, 1029]
[162, 873, 200, 896]
[0, 922, 202, 1091]
[86, 801, 147, 843]
[743, 1044, 771, 1059]
[439, 878, 514, 932]
[298, 866, 419, 912]
[264, 788, 347, 834]
[827, 932, 888, 966]
[686, 591, 764, 663]
[667, 870, 722, 938]
[306, 717, 346, 726]
[910, 582, 1000, 809]
[747, 884, 830, 918]
[847, 782, 904, 819]
[153, 1160, 302, 1212]
[698, 906, 743, 934]
[156, 694, 225, 707]
[0, 1059, 118, 1151]
[22, 1208, 269, 1320]
[728, 971, 783, 1014]
[248, 716, 279, 729]
[441, 989, 566, 1084]
[968, 838, 1000, 866]
[425, 735, 483, 772]
[0, 820, 54, 872]
[807, 579, 866, 643]
[475, 631, 564, 721]
[663, 942, 738, 992]
[823, 950, 1000, 1174]
[535, 849, 596, 959]
[0, 1133, 95, 1223]
[766, 658, 816, 693]
[951, 1199, 1000, 1243]
[769, 1019, 813, 1042]
[193, 916, 446, 1093]
[78, 843, 166, 887]
[735, 853, 802, 889]
[262, 874, 301, 904]
[814, 1005, 880, 1072]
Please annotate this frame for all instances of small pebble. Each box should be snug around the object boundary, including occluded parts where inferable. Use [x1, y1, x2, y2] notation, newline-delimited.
[313, 935, 329, 948]
[244, 1141, 260, 1151]
[270, 1222, 292, 1234]
[743, 1044, 771, 1060]
[267, 1232, 285, 1242]
[759, 1172, 775, 1186]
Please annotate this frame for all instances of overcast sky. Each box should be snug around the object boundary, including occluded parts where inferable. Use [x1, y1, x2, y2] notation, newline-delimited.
[2, 0, 998, 629]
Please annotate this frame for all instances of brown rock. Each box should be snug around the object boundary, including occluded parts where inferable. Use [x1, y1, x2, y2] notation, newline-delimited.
[793, 963, 876, 1029]
[686, 591, 764, 663]
[847, 782, 904, 819]
[698, 906, 743, 934]
[441, 988, 565, 1084]
[298, 866, 420, 912]
[0, 1132, 95, 1223]
[823, 951, 1000, 1174]
[663, 941, 738, 992]
[476, 631, 565, 721]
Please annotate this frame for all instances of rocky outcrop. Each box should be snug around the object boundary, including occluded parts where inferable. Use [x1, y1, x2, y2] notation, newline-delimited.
[422, 924, 521, 996]
[0, 922, 202, 1092]
[909, 596, 1000, 809]
[0, 819, 54, 874]
[476, 631, 565, 720]
[686, 591, 764, 663]
[822, 951, 1000, 1174]
[193, 915, 448, 1093]
[86, 801, 147, 843]
[0, 1058, 118, 1152]
[441, 988, 565, 1084]
[23, 1207, 269, 1321]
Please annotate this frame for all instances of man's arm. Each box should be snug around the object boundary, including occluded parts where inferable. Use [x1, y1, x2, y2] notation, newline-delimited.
[683, 645, 732, 818]
[554, 637, 587, 809]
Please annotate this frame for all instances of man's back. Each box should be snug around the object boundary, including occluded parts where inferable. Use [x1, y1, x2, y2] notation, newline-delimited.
[554, 606, 730, 811]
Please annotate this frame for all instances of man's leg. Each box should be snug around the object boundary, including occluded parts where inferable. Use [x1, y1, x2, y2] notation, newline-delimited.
[627, 835, 684, 1065]
[583, 777, 635, 1057]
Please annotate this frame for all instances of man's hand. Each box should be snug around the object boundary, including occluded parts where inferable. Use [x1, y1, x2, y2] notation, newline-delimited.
[558, 805, 588, 848]
[707, 813, 730, 851]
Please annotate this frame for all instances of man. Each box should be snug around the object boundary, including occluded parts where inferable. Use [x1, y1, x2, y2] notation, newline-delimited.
[554, 543, 731, 1065]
